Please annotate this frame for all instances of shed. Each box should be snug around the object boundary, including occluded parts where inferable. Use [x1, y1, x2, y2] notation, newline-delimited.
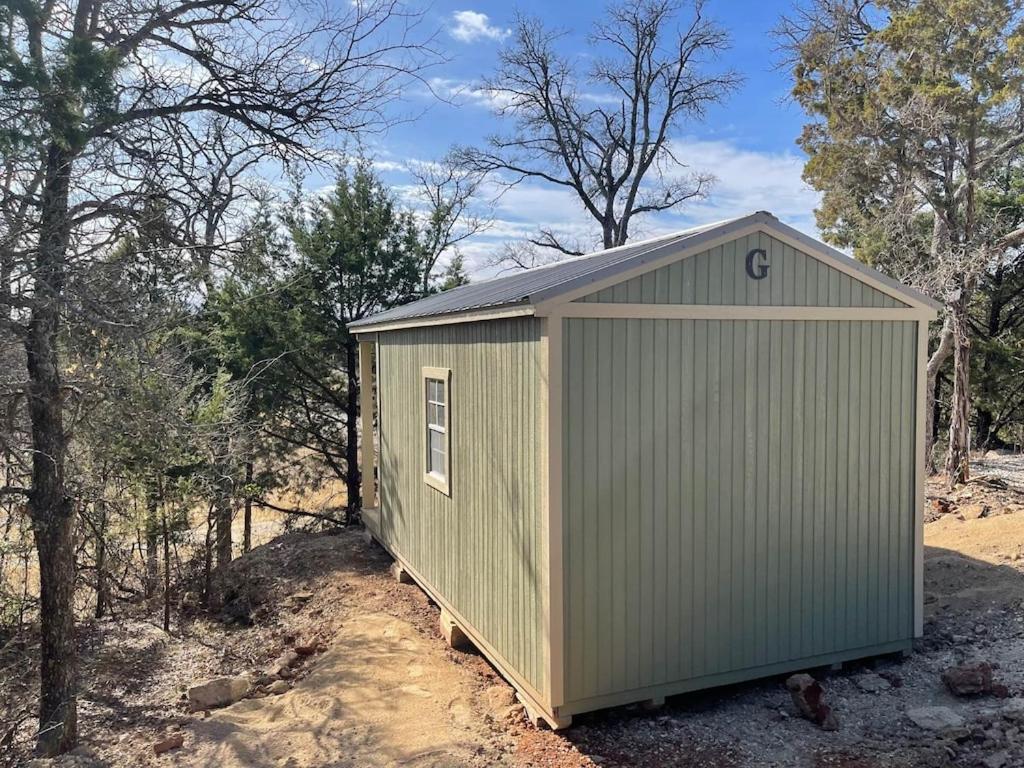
[349, 211, 940, 728]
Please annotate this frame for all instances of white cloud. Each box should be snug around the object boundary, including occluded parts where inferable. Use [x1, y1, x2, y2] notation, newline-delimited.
[449, 10, 510, 44]
[452, 138, 821, 279]
[664, 138, 820, 236]
[426, 77, 514, 110]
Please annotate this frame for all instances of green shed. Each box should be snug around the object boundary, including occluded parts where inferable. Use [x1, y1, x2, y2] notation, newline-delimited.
[349, 211, 940, 728]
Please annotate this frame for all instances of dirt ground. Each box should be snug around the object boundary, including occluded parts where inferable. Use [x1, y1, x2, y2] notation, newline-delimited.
[6, 454, 1024, 768]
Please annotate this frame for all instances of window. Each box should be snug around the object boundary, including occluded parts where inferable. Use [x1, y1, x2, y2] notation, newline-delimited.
[423, 367, 451, 495]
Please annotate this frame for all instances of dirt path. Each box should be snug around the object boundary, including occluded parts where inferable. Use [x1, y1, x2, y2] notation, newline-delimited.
[187, 613, 496, 768]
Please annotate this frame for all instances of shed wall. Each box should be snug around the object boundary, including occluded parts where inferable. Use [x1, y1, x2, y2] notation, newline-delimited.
[373, 317, 548, 698]
[575, 232, 907, 307]
[561, 317, 918, 708]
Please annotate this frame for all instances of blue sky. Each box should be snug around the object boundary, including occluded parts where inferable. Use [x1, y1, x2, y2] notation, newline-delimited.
[353, 0, 821, 277]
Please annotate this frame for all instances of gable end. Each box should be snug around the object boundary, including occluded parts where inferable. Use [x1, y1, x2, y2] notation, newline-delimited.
[573, 231, 909, 308]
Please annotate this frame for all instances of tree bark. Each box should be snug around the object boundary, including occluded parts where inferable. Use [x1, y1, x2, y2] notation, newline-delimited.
[26, 143, 77, 756]
[202, 502, 214, 606]
[162, 511, 171, 633]
[944, 299, 973, 486]
[94, 501, 108, 619]
[243, 460, 253, 553]
[144, 493, 159, 599]
[215, 472, 233, 568]
[344, 338, 361, 521]
[925, 317, 954, 473]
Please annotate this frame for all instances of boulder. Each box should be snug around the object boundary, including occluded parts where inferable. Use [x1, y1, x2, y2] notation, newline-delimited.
[187, 676, 250, 711]
[786, 673, 839, 731]
[294, 637, 320, 656]
[906, 705, 966, 733]
[943, 662, 996, 696]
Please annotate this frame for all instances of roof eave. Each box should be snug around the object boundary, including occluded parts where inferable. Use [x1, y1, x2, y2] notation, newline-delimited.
[349, 302, 535, 334]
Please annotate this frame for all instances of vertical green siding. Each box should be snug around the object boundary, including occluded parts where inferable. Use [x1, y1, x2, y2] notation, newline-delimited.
[561, 317, 918, 706]
[375, 317, 547, 697]
[575, 233, 907, 307]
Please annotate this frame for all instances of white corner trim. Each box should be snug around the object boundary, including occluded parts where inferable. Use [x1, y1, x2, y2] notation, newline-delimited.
[541, 314, 565, 708]
[914, 321, 927, 637]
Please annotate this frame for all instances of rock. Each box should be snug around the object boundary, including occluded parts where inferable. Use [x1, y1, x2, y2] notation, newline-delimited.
[906, 705, 966, 732]
[786, 673, 839, 731]
[855, 673, 892, 693]
[879, 670, 904, 688]
[983, 750, 1009, 768]
[153, 733, 184, 755]
[291, 591, 314, 602]
[928, 498, 954, 520]
[187, 676, 250, 711]
[269, 650, 301, 677]
[267, 679, 290, 695]
[943, 662, 996, 696]
[960, 503, 989, 520]
[485, 684, 516, 714]
[1002, 698, 1024, 723]
[294, 637, 319, 655]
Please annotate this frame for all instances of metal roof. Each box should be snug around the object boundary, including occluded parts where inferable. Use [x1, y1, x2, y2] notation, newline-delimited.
[349, 211, 940, 331]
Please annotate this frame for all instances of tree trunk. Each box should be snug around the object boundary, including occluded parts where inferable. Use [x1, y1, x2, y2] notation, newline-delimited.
[243, 460, 253, 553]
[944, 300, 972, 486]
[144, 493, 159, 599]
[162, 511, 171, 633]
[27, 143, 77, 757]
[202, 502, 214, 606]
[976, 408, 995, 450]
[215, 473, 233, 568]
[344, 338, 361, 521]
[32, 517, 77, 756]
[925, 317, 954, 474]
[94, 501, 108, 619]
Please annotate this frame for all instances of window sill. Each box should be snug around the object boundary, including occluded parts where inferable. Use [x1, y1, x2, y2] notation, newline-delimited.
[424, 471, 450, 497]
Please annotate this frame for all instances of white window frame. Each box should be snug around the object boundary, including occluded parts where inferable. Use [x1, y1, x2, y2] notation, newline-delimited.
[422, 366, 451, 496]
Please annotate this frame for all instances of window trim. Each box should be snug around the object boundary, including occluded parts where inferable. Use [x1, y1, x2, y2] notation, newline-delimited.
[422, 366, 451, 496]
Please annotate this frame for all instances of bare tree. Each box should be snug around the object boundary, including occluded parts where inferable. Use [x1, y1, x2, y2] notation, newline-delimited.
[453, 0, 739, 255]
[407, 159, 490, 293]
[0, 0, 435, 755]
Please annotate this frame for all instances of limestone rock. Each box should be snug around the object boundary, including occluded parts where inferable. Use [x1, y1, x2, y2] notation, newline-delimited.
[1002, 698, 1024, 723]
[906, 705, 965, 732]
[187, 676, 250, 711]
[268, 650, 301, 678]
[959, 503, 989, 520]
[267, 679, 290, 695]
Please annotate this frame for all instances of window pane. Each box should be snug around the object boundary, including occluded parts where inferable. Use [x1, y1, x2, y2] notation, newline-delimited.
[435, 381, 445, 406]
[435, 403, 445, 429]
[429, 429, 444, 455]
[427, 402, 437, 426]
[430, 448, 445, 477]
[427, 378, 442, 402]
